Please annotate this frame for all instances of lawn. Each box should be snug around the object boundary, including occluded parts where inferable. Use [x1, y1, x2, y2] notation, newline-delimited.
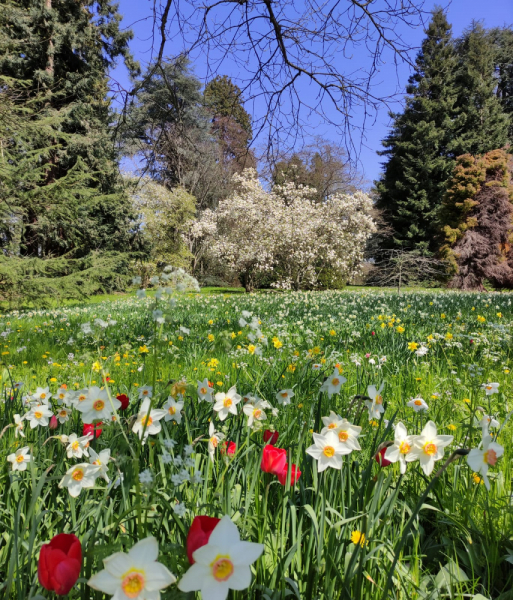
[0, 287, 511, 599]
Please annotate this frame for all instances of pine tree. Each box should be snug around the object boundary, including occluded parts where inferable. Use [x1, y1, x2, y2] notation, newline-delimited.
[452, 23, 511, 157]
[0, 0, 138, 259]
[376, 9, 459, 251]
[489, 27, 513, 142]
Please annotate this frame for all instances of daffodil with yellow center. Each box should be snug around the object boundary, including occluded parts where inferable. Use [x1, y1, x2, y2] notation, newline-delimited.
[88, 537, 176, 599]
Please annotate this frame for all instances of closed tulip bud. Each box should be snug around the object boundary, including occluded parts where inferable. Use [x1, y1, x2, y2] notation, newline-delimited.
[49, 415, 59, 430]
[38, 533, 82, 596]
[116, 394, 129, 410]
[375, 447, 392, 467]
[83, 423, 102, 438]
[186, 516, 221, 564]
[261, 445, 287, 475]
[220, 441, 236, 456]
[277, 463, 301, 486]
[263, 430, 279, 445]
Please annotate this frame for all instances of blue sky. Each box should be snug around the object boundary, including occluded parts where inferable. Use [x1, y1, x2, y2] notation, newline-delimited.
[112, 0, 513, 185]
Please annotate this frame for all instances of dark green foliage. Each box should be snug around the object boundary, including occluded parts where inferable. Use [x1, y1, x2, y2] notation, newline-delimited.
[452, 23, 511, 157]
[489, 27, 513, 141]
[0, 251, 132, 307]
[0, 0, 138, 259]
[376, 12, 512, 253]
[204, 75, 253, 141]
[376, 9, 459, 252]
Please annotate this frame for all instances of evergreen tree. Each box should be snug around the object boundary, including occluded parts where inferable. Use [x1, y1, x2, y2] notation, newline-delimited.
[452, 23, 511, 157]
[489, 27, 513, 142]
[376, 8, 459, 251]
[0, 0, 138, 259]
[204, 75, 255, 171]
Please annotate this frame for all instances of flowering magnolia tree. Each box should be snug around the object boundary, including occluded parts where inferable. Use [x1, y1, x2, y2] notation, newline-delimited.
[190, 170, 375, 291]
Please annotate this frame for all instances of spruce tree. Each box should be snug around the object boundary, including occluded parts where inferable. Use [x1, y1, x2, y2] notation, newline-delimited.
[489, 27, 513, 142]
[376, 8, 459, 251]
[452, 23, 511, 157]
[0, 0, 138, 259]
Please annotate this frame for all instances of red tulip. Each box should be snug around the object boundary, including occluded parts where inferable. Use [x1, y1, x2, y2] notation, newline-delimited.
[220, 441, 236, 456]
[116, 394, 130, 410]
[263, 430, 279, 445]
[277, 463, 301, 486]
[83, 422, 102, 439]
[49, 415, 58, 430]
[375, 447, 392, 467]
[261, 445, 287, 475]
[371, 331, 375, 336]
[186, 516, 221, 564]
[38, 533, 82, 596]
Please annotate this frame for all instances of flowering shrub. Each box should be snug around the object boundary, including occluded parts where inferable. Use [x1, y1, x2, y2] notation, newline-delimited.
[191, 169, 375, 290]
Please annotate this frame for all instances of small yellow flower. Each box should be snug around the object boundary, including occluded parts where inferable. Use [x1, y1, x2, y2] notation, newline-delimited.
[369, 420, 379, 428]
[497, 312, 502, 318]
[208, 319, 214, 325]
[441, 313, 446, 319]
[477, 315, 486, 323]
[472, 473, 484, 485]
[178, 336, 184, 341]
[92, 361, 101, 372]
[287, 364, 296, 373]
[208, 334, 215, 342]
[408, 342, 418, 351]
[329, 329, 336, 336]
[447, 424, 456, 431]
[297, 403, 303, 409]
[463, 398, 471, 404]
[351, 531, 367, 547]
[445, 333, 453, 340]
[231, 332, 236, 339]
[248, 344, 256, 355]
[396, 326, 405, 333]
[504, 369, 510, 374]
[216, 381, 223, 386]
[139, 345, 149, 354]
[49, 377, 57, 383]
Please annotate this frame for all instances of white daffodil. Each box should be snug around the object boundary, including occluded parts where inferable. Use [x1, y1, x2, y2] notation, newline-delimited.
[208, 421, 225, 463]
[89, 448, 111, 483]
[25, 404, 54, 429]
[407, 396, 429, 412]
[275, 389, 294, 405]
[479, 414, 500, 434]
[88, 536, 176, 599]
[384, 422, 418, 474]
[466, 434, 504, 490]
[365, 383, 385, 420]
[132, 398, 167, 443]
[55, 386, 74, 406]
[56, 407, 72, 424]
[320, 411, 343, 434]
[312, 363, 322, 371]
[76, 386, 121, 424]
[178, 515, 263, 600]
[7, 446, 31, 471]
[213, 386, 242, 421]
[333, 419, 362, 452]
[197, 378, 214, 403]
[415, 345, 429, 357]
[13, 414, 25, 438]
[481, 382, 499, 395]
[32, 386, 52, 404]
[59, 463, 100, 497]
[306, 431, 350, 472]
[138, 385, 153, 400]
[66, 433, 93, 459]
[243, 399, 270, 428]
[408, 421, 453, 476]
[72, 389, 89, 407]
[163, 397, 184, 424]
[320, 369, 347, 398]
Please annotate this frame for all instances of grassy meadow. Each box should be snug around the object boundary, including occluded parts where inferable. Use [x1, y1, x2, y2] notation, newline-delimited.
[0, 288, 512, 599]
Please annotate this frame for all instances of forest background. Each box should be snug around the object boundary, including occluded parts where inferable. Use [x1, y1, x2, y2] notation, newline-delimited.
[1, 0, 513, 305]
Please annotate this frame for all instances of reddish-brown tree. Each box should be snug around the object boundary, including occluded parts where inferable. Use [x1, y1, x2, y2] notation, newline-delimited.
[439, 149, 513, 290]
